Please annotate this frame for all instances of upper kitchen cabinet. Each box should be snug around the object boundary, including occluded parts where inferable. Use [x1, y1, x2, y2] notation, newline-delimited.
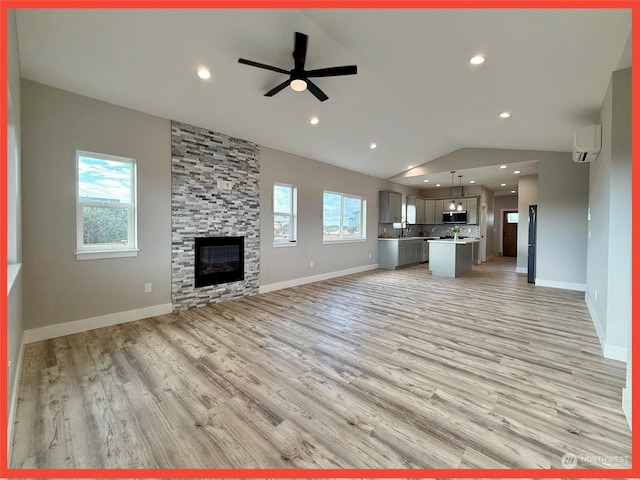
[379, 191, 402, 223]
[467, 197, 478, 224]
[425, 199, 436, 224]
[407, 196, 427, 224]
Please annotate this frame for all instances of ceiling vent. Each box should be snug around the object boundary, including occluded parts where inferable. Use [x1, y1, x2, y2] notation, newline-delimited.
[573, 124, 602, 163]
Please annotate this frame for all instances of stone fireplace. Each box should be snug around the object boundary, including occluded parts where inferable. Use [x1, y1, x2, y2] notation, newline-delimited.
[171, 120, 260, 311]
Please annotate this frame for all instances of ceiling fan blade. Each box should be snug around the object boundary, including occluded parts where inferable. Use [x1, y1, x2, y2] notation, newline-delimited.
[264, 79, 291, 97]
[306, 80, 329, 102]
[307, 65, 358, 77]
[238, 58, 289, 75]
[292, 32, 308, 71]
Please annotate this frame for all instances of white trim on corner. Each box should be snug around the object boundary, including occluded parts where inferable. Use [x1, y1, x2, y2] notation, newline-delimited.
[585, 291, 605, 347]
[585, 292, 628, 363]
[259, 264, 378, 294]
[23, 303, 173, 344]
[8, 331, 25, 464]
[534, 279, 586, 292]
[516, 267, 527, 274]
[622, 387, 632, 430]
[603, 344, 628, 363]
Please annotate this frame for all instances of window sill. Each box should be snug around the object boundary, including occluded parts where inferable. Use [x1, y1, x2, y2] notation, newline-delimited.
[323, 239, 367, 245]
[75, 249, 140, 261]
[7, 263, 22, 296]
[274, 242, 298, 248]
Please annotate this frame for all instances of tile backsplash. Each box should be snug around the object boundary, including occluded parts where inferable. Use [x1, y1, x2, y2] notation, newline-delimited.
[378, 223, 480, 238]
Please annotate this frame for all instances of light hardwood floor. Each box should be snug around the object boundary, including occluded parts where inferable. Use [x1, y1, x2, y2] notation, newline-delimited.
[11, 257, 631, 469]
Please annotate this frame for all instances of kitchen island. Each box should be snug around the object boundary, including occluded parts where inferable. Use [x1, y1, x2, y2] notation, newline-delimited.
[427, 238, 480, 277]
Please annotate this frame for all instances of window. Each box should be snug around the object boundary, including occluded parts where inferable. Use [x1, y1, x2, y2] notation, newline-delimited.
[507, 212, 519, 223]
[76, 150, 138, 260]
[323, 191, 367, 242]
[273, 183, 297, 246]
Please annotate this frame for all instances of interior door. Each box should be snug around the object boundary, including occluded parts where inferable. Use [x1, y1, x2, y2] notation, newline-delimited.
[503, 210, 518, 257]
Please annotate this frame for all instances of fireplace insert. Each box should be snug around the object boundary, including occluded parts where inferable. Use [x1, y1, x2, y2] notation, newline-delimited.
[194, 236, 244, 288]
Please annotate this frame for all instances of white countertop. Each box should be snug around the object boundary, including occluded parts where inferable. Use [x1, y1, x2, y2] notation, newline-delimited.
[428, 238, 480, 244]
[378, 236, 440, 241]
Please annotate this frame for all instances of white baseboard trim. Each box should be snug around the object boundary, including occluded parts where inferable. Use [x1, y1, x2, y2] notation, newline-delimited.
[516, 267, 527, 274]
[535, 278, 586, 292]
[259, 263, 379, 294]
[585, 292, 628, 362]
[622, 387, 632, 430]
[7, 332, 25, 464]
[23, 303, 173, 344]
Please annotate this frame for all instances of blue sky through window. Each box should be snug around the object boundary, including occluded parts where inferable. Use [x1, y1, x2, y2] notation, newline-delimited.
[78, 156, 132, 203]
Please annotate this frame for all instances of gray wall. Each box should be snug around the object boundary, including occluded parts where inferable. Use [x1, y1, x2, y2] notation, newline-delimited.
[21, 81, 172, 329]
[7, 8, 24, 441]
[493, 195, 518, 256]
[516, 175, 538, 271]
[259, 146, 419, 286]
[536, 154, 590, 286]
[586, 68, 631, 355]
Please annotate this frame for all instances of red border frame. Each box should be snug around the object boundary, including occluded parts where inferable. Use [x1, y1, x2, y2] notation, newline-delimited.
[1, 0, 637, 478]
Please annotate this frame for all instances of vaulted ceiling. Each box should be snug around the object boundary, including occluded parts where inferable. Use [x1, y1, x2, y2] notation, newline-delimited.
[16, 8, 631, 190]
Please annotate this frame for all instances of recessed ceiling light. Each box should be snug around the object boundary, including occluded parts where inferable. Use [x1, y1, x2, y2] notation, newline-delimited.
[469, 180, 476, 184]
[499, 112, 511, 119]
[310, 116, 319, 125]
[501, 183, 507, 187]
[511, 190, 517, 194]
[499, 165, 507, 169]
[514, 170, 521, 174]
[370, 143, 377, 149]
[435, 183, 441, 187]
[196, 67, 211, 80]
[470, 55, 486, 65]
[423, 179, 429, 183]
[408, 165, 414, 169]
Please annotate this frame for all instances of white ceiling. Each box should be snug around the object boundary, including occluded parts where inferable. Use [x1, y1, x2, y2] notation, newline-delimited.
[15, 8, 630, 190]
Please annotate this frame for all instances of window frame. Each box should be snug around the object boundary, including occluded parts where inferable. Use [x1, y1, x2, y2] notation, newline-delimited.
[322, 190, 367, 244]
[273, 183, 298, 247]
[75, 150, 139, 260]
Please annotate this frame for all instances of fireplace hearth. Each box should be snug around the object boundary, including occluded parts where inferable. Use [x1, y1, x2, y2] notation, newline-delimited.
[194, 236, 244, 288]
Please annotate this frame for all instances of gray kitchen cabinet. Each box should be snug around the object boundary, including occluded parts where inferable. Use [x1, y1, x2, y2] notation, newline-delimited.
[467, 197, 478, 224]
[378, 239, 423, 269]
[379, 191, 402, 223]
[407, 196, 427, 224]
[425, 199, 436, 224]
[434, 199, 444, 221]
[416, 197, 427, 224]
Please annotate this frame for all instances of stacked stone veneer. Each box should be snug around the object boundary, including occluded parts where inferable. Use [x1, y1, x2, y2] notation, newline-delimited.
[171, 120, 260, 310]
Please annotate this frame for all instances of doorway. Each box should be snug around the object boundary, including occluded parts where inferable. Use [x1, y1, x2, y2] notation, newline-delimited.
[502, 210, 518, 257]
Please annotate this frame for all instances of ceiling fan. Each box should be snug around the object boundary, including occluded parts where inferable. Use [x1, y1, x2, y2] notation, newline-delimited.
[238, 32, 357, 102]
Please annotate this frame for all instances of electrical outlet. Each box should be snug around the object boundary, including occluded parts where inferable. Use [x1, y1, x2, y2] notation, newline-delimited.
[144, 283, 152, 293]
[310, 260, 314, 268]
[383, 227, 387, 232]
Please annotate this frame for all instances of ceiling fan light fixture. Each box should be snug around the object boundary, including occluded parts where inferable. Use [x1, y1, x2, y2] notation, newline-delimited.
[290, 79, 307, 92]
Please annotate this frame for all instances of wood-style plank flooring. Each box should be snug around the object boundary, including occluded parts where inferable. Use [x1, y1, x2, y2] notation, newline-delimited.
[11, 257, 631, 469]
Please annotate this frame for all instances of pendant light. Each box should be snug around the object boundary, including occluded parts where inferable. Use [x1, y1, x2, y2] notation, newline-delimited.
[449, 171, 456, 210]
[457, 175, 464, 211]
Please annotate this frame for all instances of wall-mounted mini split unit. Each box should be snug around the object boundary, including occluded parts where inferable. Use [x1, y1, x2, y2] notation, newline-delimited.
[573, 124, 602, 163]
